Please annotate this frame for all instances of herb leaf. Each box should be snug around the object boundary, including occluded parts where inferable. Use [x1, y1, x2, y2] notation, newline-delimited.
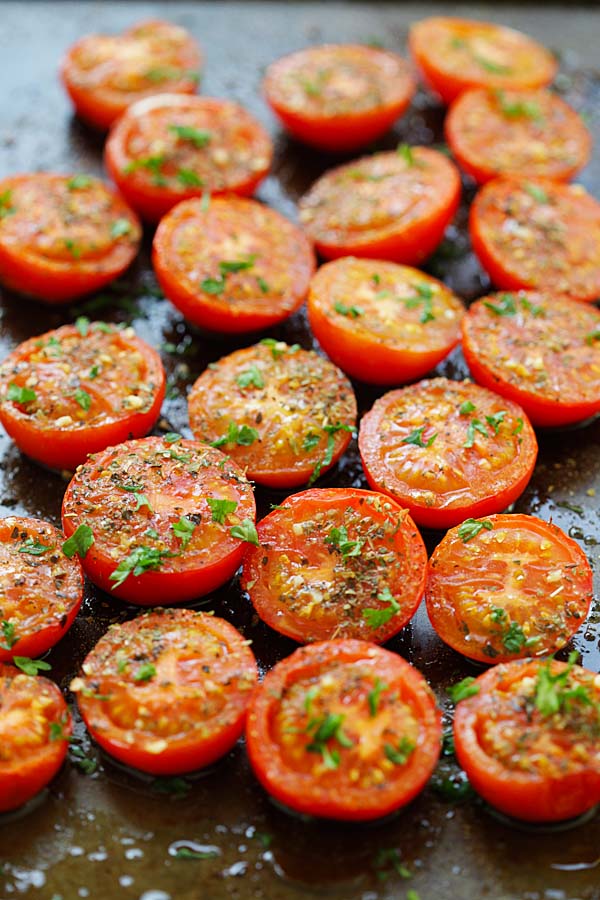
[13, 656, 52, 676]
[483, 293, 517, 317]
[324, 525, 364, 560]
[1, 620, 17, 650]
[133, 662, 156, 682]
[362, 586, 401, 628]
[18, 538, 52, 556]
[230, 519, 259, 546]
[74, 388, 92, 411]
[109, 546, 172, 588]
[334, 301, 364, 318]
[168, 124, 212, 147]
[458, 518, 493, 543]
[384, 736, 415, 766]
[236, 365, 264, 389]
[308, 422, 354, 486]
[209, 421, 259, 448]
[62, 523, 95, 559]
[110, 218, 133, 239]
[207, 498, 238, 524]
[402, 426, 437, 448]
[171, 516, 196, 550]
[447, 676, 479, 704]
[7, 383, 36, 405]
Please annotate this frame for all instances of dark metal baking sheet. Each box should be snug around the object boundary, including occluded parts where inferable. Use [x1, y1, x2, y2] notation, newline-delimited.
[1, 3, 600, 899]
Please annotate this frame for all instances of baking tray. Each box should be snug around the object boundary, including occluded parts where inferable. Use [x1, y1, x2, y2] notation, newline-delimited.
[1, 3, 600, 899]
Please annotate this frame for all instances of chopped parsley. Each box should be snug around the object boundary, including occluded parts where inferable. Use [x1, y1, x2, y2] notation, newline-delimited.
[534, 651, 591, 717]
[109, 546, 173, 588]
[524, 182, 549, 204]
[133, 662, 156, 682]
[209, 421, 259, 448]
[402, 426, 437, 448]
[384, 736, 415, 766]
[0, 189, 15, 219]
[483, 293, 517, 317]
[236, 364, 264, 389]
[13, 656, 52, 676]
[334, 301, 364, 318]
[168, 124, 212, 147]
[207, 498, 238, 524]
[458, 518, 493, 542]
[7, 383, 36, 405]
[18, 538, 52, 556]
[308, 422, 354, 485]
[368, 678, 387, 717]
[397, 143, 417, 166]
[172, 516, 196, 550]
[1, 620, 17, 650]
[305, 712, 353, 768]
[74, 388, 92, 411]
[362, 586, 400, 628]
[177, 168, 204, 188]
[324, 525, 364, 559]
[447, 676, 479, 704]
[67, 174, 93, 190]
[110, 218, 133, 239]
[62, 523, 94, 559]
[229, 518, 259, 546]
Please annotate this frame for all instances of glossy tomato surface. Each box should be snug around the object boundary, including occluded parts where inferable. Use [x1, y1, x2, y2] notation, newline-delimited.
[188, 341, 356, 486]
[453, 657, 600, 821]
[462, 291, 600, 427]
[105, 94, 273, 222]
[358, 377, 537, 529]
[61, 435, 256, 605]
[409, 17, 557, 104]
[60, 19, 202, 130]
[426, 513, 592, 664]
[72, 609, 257, 775]
[263, 43, 415, 151]
[246, 640, 441, 820]
[153, 196, 315, 333]
[446, 87, 591, 184]
[0, 173, 141, 303]
[470, 178, 600, 302]
[298, 147, 460, 264]
[0, 516, 83, 663]
[0, 322, 165, 470]
[307, 257, 465, 384]
[0, 664, 71, 812]
[242, 488, 427, 643]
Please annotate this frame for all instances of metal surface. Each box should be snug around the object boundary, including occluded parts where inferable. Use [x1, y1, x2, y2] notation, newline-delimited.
[1, 3, 600, 899]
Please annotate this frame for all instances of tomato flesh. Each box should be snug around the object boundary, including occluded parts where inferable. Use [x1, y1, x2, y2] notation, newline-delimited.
[242, 488, 427, 643]
[153, 197, 315, 333]
[358, 377, 537, 529]
[0, 322, 165, 470]
[307, 257, 464, 384]
[61, 435, 256, 605]
[454, 658, 600, 821]
[246, 640, 441, 820]
[0, 664, 71, 812]
[72, 609, 257, 775]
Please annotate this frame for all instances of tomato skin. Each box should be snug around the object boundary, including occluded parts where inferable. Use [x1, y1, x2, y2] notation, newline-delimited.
[263, 44, 415, 152]
[61, 436, 256, 605]
[307, 257, 464, 385]
[462, 291, 600, 427]
[409, 17, 557, 105]
[153, 196, 316, 334]
[241, 488, 427, 643]
[0, 174, 141, 303]
[0, 516, 84, 663]
[469, 178, 600, 303]
[358, 377, 537, 530]
[105, 94, 273, 223]
[0, 323, 166, 471]
[298, 148, 460, 265]
[246, 640, 441, 821]
[426, 514, 593, 664]
[445, 88, 592, 185]
[0, 664, 71, 812]
[60, 19, 202, 131]
[453, 659, 600, 822]
[73, 609, 257, 775]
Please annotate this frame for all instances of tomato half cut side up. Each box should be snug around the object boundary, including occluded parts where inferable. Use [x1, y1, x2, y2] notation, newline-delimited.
[153, 196, 316, 333]
[0, 173, 141, 303]
[0, 516, 83, 663]
[241, 488, 427, 644]
[0, 664, 71, 813]
[0, 322, 166, 471]
[71, 609, 257, 775]
[307, 257, 465, 385]
[298, 146, 460, 265]
[246, 640, 441, 821]
[61, 435, 256, 605]
[358, 377, 537, 529]
[453, 658, 600, 822]
[445, 88, 591, 185]
[408, 17, 557, 105]
[188, 341, 356, 487]
[469, 178, 600, 303]
[263, 44, 415, 152]
[426, 513, 592, 665]
[461, 291, 600, 427]
[60, 19, 203, 131]
[105, 95, 273, 222]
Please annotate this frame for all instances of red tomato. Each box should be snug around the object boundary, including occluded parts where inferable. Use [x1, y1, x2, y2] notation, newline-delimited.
[60, 19, 203, 130]
[0, 664, 71, 812]
[72, 609, 257, 775]
[105, 95, 273, 222]
[298, 147, 460, 264]
[358, 377, 537, 529]
[462, 291, 600, 427]
[426, 513, 592, 664]
[470, 178, 600, 303]
[307, 257, 465, 384]
[61, 435, 256, 605]
[0, 517, 83, 663]
[0, 173, 141, 303]
[188, 341, 356, 487]
[153, 196, 315, 333]
[453, 657, 600, 822]
[241, 488, 427, 644]
[409, 17, 557, 105]
[263, 44, 415, 152]
[0, 322, 165, 471]
[246, 640, 441, 820]
[445, 88, 591, 185]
